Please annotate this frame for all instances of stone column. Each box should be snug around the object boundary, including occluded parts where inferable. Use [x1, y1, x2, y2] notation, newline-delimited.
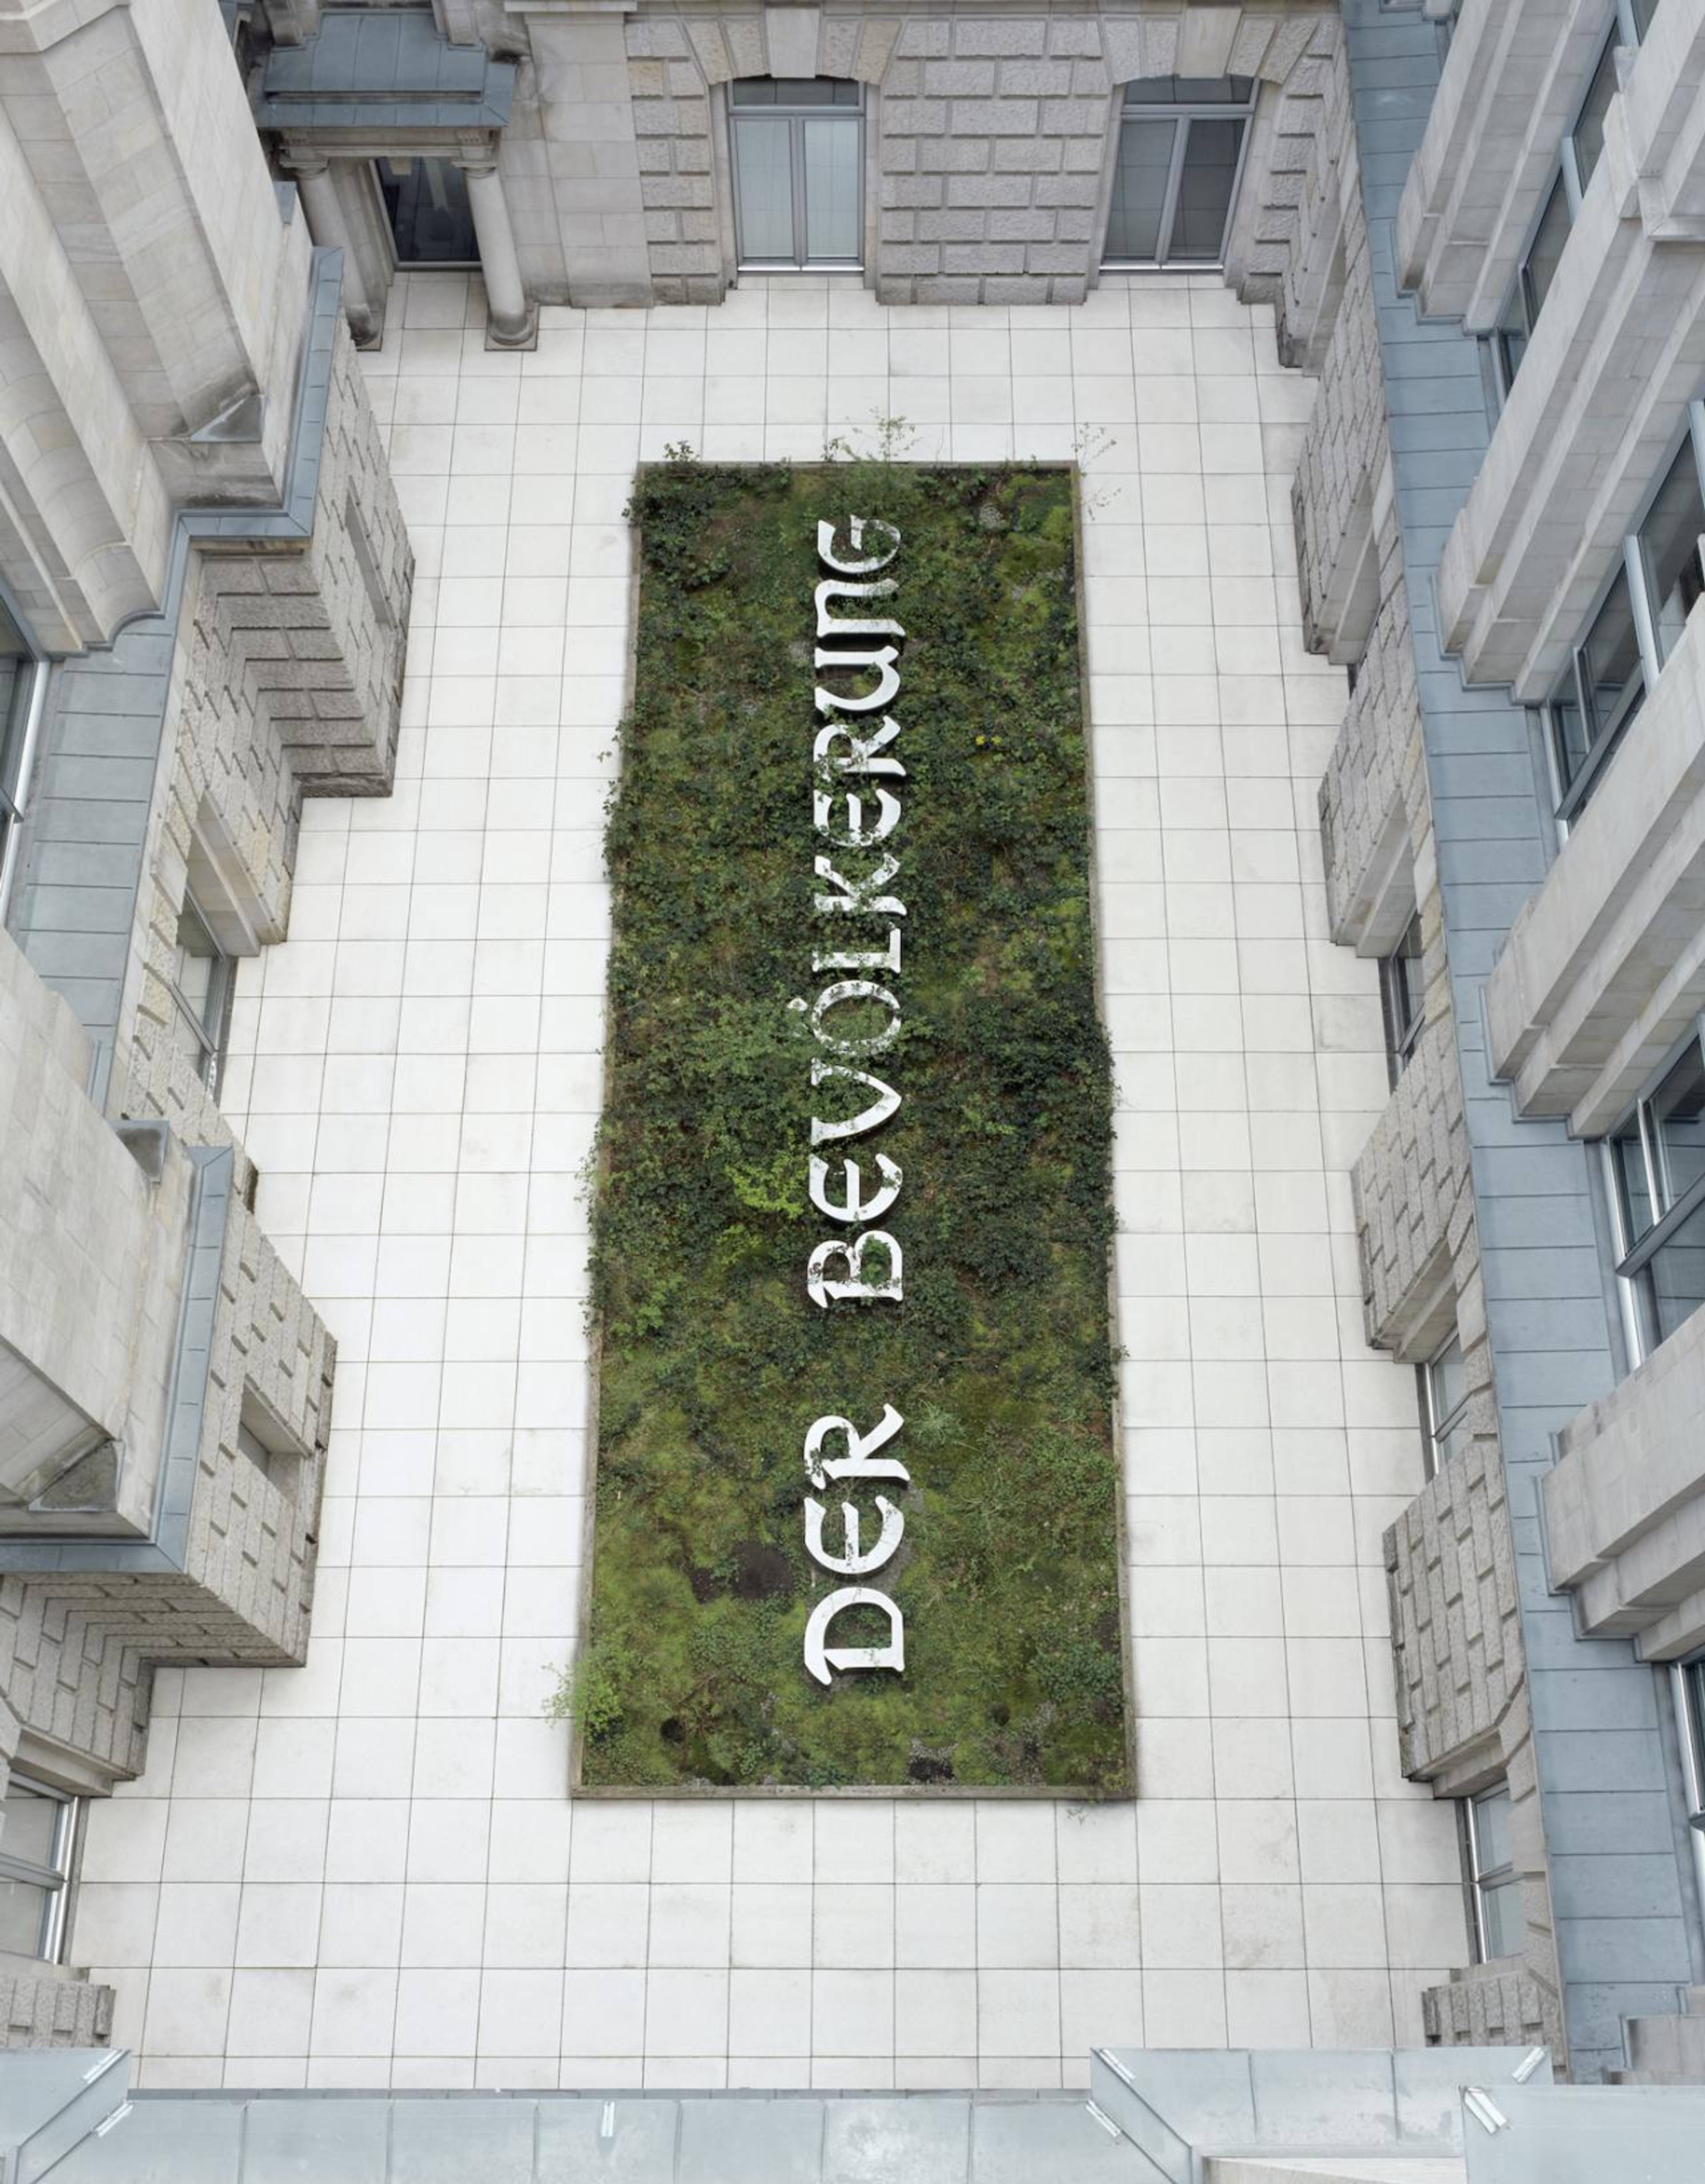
[455, 153, 539, 348]
[282, 150, 380, 347]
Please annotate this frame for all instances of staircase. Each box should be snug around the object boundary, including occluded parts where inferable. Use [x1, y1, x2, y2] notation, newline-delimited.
[1613, 1989, 1705, 2084]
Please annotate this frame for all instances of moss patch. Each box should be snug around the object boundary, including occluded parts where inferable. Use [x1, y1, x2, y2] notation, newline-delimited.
[580, 459, 1126, 1792]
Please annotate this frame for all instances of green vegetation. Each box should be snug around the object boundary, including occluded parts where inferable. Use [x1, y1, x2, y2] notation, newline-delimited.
[576, 458, 1126, 1791]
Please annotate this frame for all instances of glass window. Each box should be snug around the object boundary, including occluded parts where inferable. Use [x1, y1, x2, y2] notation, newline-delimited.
[1104, 78, 1253, 269]
[1521, 174, 1573, 329]
[1491, 289, 1528, 400]
[1423, 1331, 1472, 1476]
[730, 80, 862, 269]
[1628, 0, 1661, 42]
[1570, 31, 1622, 191]
[1606, 1029, 1705, 1352]
[1467, 1783, 1524, 1962]
[376, 157, 478, 266]
[0, 596, 44, 902]
[1640, 436, 1705, 666]
[1680, 1654, 1705, 1831]
[170, 893, 234, 1095]
[1380, 909, 1424, 1084]
[0, 1775, 75, 1962]
[1550, 563, 1645, 811]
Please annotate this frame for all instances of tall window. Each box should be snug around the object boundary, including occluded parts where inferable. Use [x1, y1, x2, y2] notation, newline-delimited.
[376, 156, 478, 265]
[1379, 908, 1424, 1086]
[1465, 1782, 1524, 1961]
[0, 594, 46, 915]
[1421, 1330, 1472, 1477]
[1677, 1654, 1705, 1840]
[0, 1774, 77, 1962]
[1488, 0, 1653, 404]
[730, 79, 863, 271]
[1606, 1030, 1705, 1355]
[169, 892, 235, 1096]
[1546, 408, 1705, 819]
[1103, 77, 1254, 269]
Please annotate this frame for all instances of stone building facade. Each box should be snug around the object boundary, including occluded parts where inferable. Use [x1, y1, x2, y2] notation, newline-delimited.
[237, 0, 1348, 336]
[0, 0, 409, 2043]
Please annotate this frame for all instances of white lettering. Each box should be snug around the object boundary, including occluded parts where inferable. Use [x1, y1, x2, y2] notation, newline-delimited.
[815, 645, 901, 716]
[809, 1152, 902, 1224]
[806, 1228, 903, 1308]
[805, 1405, 909, 1491]
[814, 716, 904, 778]
[813, 787, 901, 848]
[815, 516, 901, 576]
[809, 1060, 901, 1145]
[804, 1494, 904, 1576]
[814, 854, 905, 918]
[803, 1587, 905, 1685]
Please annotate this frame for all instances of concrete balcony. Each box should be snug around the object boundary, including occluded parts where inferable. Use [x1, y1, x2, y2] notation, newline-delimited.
[1545, 1297, 1705, 1657]
[1483, 597, 1705, 1132]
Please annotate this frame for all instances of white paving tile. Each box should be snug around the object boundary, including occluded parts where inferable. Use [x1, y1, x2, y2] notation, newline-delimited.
[78, 268, 1468, 2087]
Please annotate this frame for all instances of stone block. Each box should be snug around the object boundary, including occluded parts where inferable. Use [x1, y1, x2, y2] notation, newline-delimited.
[953, 20, 1047, 57]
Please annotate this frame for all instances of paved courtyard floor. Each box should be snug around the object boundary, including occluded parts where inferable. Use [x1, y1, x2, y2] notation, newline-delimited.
[71, 269, 1469, 2089]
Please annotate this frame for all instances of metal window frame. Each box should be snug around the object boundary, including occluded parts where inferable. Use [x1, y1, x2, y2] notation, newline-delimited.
[731, 82, 865, 273]
[0, 1773, 78, 1964]
[1674, 1658, 1705, 1930]
[1379, 907, 1425, 1088]
[1599, 1015, 1705, 1363]
[0, 583, 51, 924]
[1100, 81, 1255, 273]
[1463, 1781, 1518, 1964]
[167, 887, 237, 1098]
[1420, 1327, 1471, 1480]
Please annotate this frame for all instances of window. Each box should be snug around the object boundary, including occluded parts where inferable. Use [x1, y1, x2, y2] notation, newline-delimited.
[730, 79, 863, 271]
[1422, 1330, 1472, 1477]
[1638, 436, 1705, 666]
[1379, 909, 1424, 1084]
[1677, 1654, 1705, 1840]
[1546, 409, 1705, 820]
[169, 892, 235, 1096]
[1606, 1029, 1705, 1354]
[1103, 77, 1255, 270]
[1465, 1783, 1524, 1961]
[1568, 28, 1622, 193]
[376, 156, 478, 266]
[0, 1774, 76, 1962]
[0, 593, 46, 916]
[1488, 1, 1653, 403]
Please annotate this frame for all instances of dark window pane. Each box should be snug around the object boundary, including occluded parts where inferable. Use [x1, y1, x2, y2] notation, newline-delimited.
[733, 112, 795, 260]
[1548, 664, 1588, 793]
[1630, 0, 1660, 36]
[1571, 32, 1621, 190]
[376, 157, 477, 266]
[1380, 911, 1423, 1076]
[1650, 1040, 1705, 1211]
[1169, 117, 1245, 262]
[1572, 563, 1645, 785]
[1644, 1191, 1705, 1344]
[1521, 174, 1572, 326]
[1125, 75, 1253, 105]
[1105, 117, 1177, 261]
[1474, 1785, 1513, 1876]
[1640, 437, 1705, 665]
[730, 78, 776, 103]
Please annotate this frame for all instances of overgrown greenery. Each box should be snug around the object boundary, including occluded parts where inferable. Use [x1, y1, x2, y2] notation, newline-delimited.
[577, 459, 1126, 1791]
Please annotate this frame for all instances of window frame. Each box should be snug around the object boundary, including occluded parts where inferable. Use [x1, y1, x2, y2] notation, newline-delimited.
[1100, 75, 1257, 274]
[168, 887, 237, 1098]
[0, 586, 50, 923]
[373, 155, 480, 271]
[1487, 0, 1649, 407]
[1379, 906, 1425, 1088]
[1463, 1781, 1523, 1964]
[1544, 403, 1705, 825]
[1600, 1015, 1705, 1362]
[1420, 1329, 1471, 1480]
[729, 78, 866, 274]
[0, 1773, 78, 1964]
